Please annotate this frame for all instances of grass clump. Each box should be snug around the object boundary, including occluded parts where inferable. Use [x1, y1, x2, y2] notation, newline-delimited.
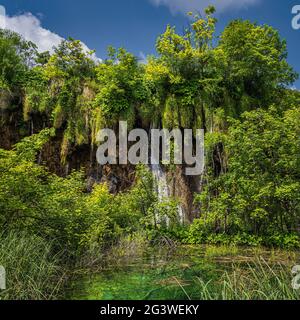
[194, 258, 300, 300]
[0, 231, 64, 300]
[205, 245, 238, 258]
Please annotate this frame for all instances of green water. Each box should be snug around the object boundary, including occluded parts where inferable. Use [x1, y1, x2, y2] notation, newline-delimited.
[66, 245, 298, 300]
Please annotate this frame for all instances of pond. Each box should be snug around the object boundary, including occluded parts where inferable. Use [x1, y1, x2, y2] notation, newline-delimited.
[66, 245, 300, 300]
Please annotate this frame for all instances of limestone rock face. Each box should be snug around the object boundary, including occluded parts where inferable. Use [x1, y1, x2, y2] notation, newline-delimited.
[166, 166, 201, 223]
[0, 100, 201, 222]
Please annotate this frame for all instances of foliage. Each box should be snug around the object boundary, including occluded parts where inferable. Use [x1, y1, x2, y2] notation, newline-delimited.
[0, 29, 37, 91]
[195, 106, 300, 241]
[0, 231, 63, 300]
[194, 258, 300, 300]
[0, 132, 169, 258]
[218, 20, 298, 115]
[94, 48, 148, 130]
[24, 38, 97, 162]
[2, 7, 296, 158]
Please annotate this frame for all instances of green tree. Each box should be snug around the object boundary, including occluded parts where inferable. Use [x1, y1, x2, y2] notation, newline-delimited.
[0, 29, 37, 94]
[217, 20, 298, 116]
[24, 38, 97, 162]
[197, 105, 300, 237]
[93, 47, 148, 133]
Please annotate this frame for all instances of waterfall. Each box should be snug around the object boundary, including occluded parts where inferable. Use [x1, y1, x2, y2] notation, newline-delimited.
[150, 163, 169, 201]
[149, 123, 185, 226]
[178, 205, 185, 224]
[150, 162, 170, 226]
[150, 162, 186, 226]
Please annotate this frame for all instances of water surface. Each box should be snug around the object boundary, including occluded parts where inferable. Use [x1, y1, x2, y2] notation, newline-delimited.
[66, 245, 298, 300]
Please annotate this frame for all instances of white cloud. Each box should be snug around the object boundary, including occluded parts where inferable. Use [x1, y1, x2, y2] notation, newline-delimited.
[5, 13, 62, 53]
[3, 12, 100, 61]
[149, 0, 260, 15]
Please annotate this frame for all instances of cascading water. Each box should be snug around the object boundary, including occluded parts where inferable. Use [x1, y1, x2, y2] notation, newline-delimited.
[177, 205, 184, 224]
[150, 161, 185, 225]
[150, 161, 170, 226]
[149, 124, 185, 226]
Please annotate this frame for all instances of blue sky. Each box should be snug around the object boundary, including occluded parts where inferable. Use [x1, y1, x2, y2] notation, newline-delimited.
[1, 0, 300, 87]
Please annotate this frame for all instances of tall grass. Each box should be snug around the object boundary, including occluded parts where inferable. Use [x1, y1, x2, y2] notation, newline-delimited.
[193, 258, 300, 300]
[0, 231, 64, 300]
[205, 245, 238, 258]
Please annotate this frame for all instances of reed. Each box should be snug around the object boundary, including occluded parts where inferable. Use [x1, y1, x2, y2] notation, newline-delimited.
[193, 257, 300, 300]
[0, 231, 65, 300]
